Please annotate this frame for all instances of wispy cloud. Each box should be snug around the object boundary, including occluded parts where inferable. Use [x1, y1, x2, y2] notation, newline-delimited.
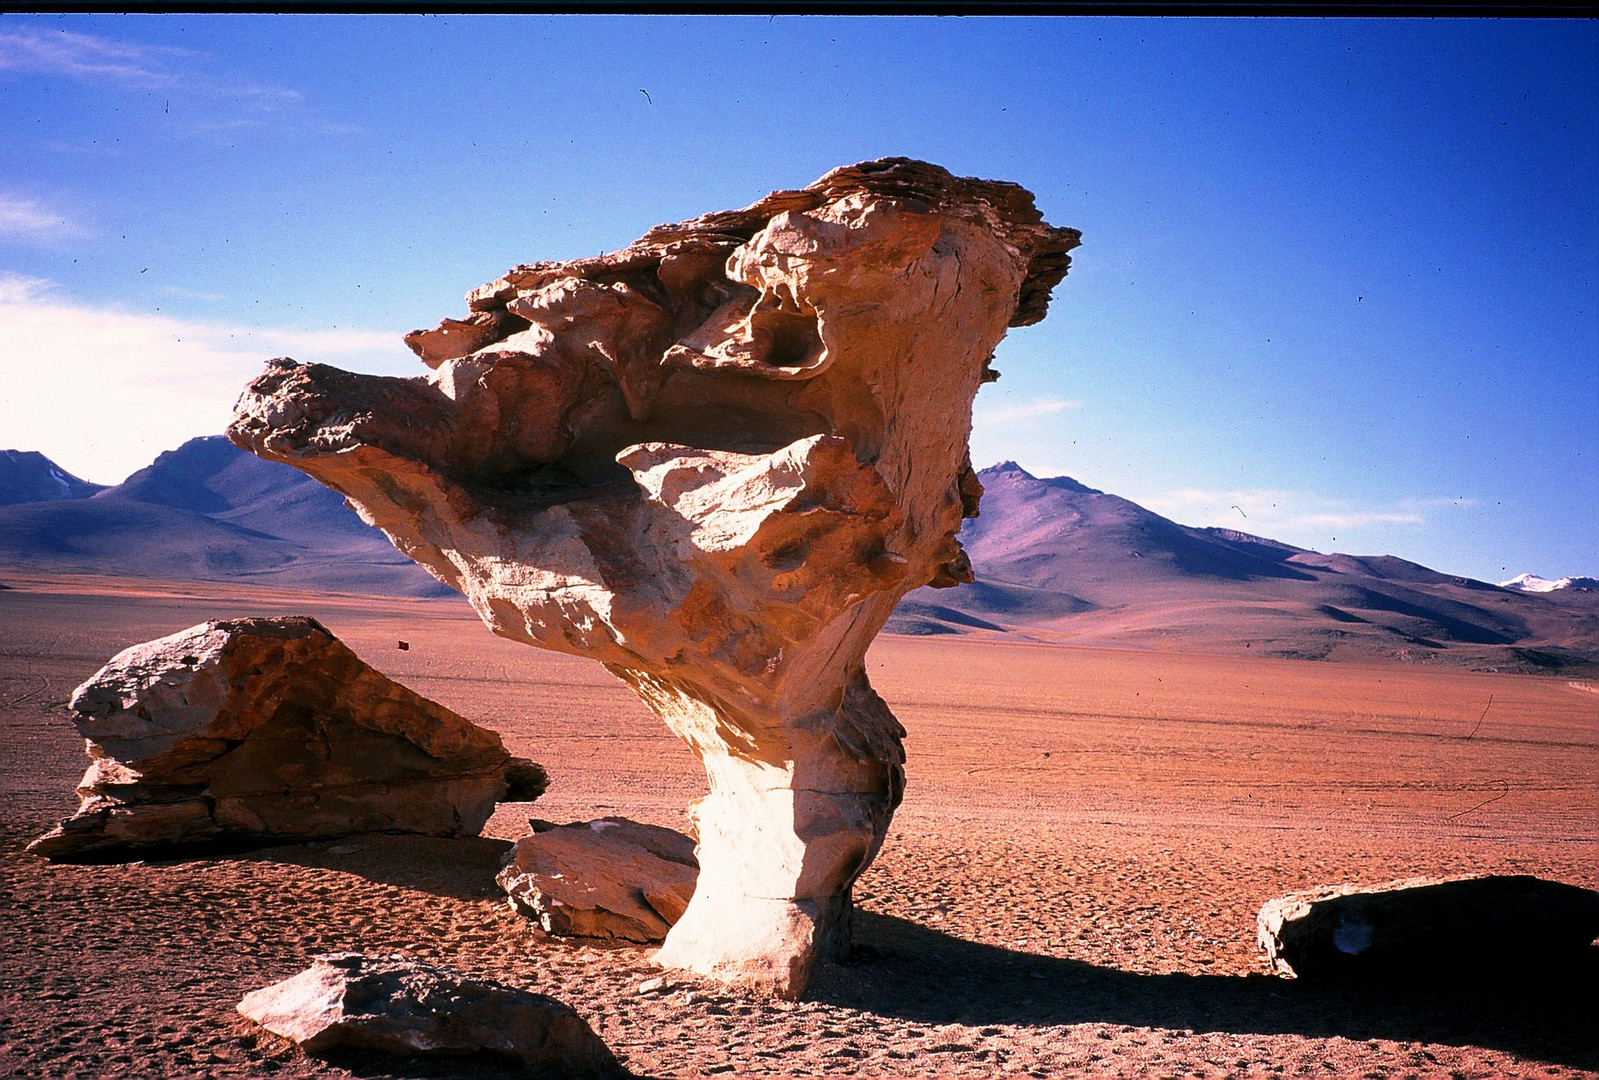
[0, 193, 88, 243]
[0, 273, 402, 483]
[975, 396, 1084, 424]
[159, 284, 225, 302]
[0, 26, 347, 142]
[0, 27, 184, 86]
[1143, 487, 1479, 537]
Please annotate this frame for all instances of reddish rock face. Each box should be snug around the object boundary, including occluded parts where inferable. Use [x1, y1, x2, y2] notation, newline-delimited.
[497, 817, 699, 943]
[229, 158, 1078, 998]
[29, 616, 544, 860]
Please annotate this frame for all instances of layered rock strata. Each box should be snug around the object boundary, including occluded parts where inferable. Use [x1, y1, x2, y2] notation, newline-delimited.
[29, 617, 545, 860]
[229, 158, 1078, 997]
[238, 953, 622, 1075]
[498, 817, 698, 943]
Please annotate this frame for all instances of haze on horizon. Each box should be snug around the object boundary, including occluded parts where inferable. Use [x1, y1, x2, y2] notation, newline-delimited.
[0, 14, 1594, 584]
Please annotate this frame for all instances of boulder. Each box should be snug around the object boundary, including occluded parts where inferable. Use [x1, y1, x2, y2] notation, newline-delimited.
[238, 952, 622, 1076]
[229, 158, 1078, 997]
[497, 817, 698, 943]
[1257, 874, 1599, 978]
[28, 616, 546, 860]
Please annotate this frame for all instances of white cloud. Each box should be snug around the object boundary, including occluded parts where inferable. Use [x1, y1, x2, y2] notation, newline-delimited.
[0, 27, 184, 86]
[974, 396, 1084, 424]
[1142, 487, 1479, 536]
[0, 193, 88, 243]
[0, 26, 344, 142]
[0, 273, 406, 484]
[159, 284, 224, 302]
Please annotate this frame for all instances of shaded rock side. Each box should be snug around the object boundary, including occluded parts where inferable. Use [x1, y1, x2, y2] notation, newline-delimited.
[498, 817, 698, 943]
[1257, 874, 1599, 978]
[238, 952, 622, 1076]
[229, 158, 1078, 998]
[28, 616, 545, 860]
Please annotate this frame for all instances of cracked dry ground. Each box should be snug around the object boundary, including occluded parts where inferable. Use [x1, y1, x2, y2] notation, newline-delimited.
[2, 575, 1595, 1079]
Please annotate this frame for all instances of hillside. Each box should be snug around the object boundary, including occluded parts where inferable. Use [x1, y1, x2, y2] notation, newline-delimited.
[0, 439, 452, 598]
[4, 446, 1592, 671]
[0, 450, 105, 505]
[889, 463, 1598, 673]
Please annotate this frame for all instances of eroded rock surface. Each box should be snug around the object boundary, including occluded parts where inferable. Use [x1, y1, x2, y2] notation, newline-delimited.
[238, 953, 622, 1075]
[29, 617, 545, 860]
[229, 158, 1078, 997]
[498, 817, 698, 943]
[1258, 874, 1599, 978]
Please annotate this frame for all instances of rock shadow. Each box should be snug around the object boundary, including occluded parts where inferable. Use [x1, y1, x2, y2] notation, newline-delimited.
[811, 911, 1599, 1069]
[241, 833, 514, 902]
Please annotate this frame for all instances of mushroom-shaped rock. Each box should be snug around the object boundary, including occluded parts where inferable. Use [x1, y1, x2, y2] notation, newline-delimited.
[498, 817, 698, 943]
[28, 617, 545, 861]
[229, 158, 1079, 998]
[238, 953, 623, 1075]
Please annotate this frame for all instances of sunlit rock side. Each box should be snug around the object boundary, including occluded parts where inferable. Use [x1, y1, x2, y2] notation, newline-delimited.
[29, 617, 545, 860]
[229, 158, 1078, 998]
[238, 953, 622, 1075]
[497, 817, 698, 943]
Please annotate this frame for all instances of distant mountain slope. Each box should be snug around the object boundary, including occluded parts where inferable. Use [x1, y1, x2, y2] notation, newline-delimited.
[889, 463, 1598, 673]
[4, 443, 1592, 671]
[0, 450, 104, 505]
[0, 437, 453, 598]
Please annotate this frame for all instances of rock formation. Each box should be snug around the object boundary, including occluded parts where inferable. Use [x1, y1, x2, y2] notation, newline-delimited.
[1257, 874, 1599, 978]
[229, 158, 1078, 997]
[498, 817, 698, 943]
[238, 953, 622, 1075]
[29, 617, 545, 860]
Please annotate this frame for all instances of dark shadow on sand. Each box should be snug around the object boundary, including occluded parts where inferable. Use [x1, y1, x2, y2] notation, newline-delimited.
[30, 832, 514, 904]
[242, 833, 515, 902]
[812, 911, 1599, 1069]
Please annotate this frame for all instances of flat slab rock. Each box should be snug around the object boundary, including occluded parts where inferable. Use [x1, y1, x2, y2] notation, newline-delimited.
[498, 817, 698, 943]
[1257, 874, 1599, 978]
[29, 616, 546, 860]
[238, 952, 622, 1076]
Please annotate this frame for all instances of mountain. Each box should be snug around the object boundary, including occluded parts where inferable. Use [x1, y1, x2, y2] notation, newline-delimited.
[0, 437, 452, 598]
[887, 463, 1599, 674]
[4, 444, 1593, 672]
[0, 450, 104, 505]
[1498, 573, 1599, 593]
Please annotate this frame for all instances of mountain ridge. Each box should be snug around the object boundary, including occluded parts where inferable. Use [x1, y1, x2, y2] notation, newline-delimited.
[0, 438, 451, 597]
[2, 447, 1592, 671]
[887, 463, 1597, 673]
[0, 450, 106, 505]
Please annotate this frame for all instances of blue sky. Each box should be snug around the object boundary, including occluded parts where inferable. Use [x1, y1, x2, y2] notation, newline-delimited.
[1, 14, 1594, 582]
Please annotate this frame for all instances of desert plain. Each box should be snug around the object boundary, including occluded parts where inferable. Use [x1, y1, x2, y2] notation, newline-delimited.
[1, 572, 1595, 1079]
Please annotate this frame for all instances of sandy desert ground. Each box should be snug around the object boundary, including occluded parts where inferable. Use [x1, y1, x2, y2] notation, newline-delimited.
[2, 572, 1596, 1079]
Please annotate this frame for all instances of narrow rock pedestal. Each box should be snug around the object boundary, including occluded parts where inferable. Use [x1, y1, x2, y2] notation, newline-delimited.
[229, 158, 1078, 997]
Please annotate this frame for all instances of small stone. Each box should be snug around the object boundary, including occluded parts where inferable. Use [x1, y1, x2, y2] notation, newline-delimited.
[498, 817, 697, 943]
[238, 953, 622, 1075]
[1257, 874, 1599, 978]
[636, 977, 668, 994]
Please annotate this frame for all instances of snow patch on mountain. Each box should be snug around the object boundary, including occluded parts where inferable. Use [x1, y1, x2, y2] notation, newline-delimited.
[1498, 573, 1599, 593]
